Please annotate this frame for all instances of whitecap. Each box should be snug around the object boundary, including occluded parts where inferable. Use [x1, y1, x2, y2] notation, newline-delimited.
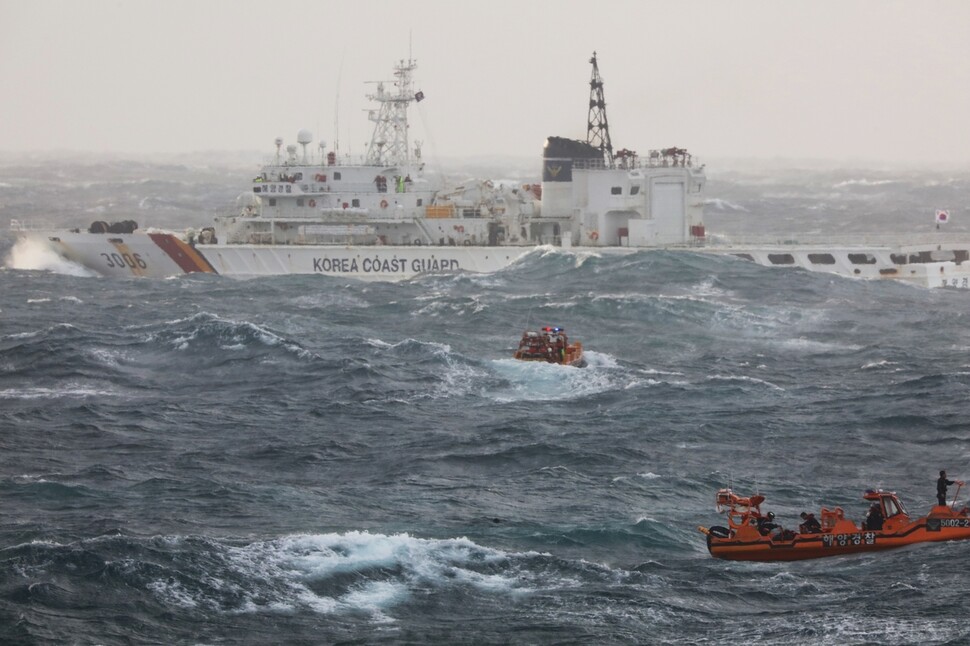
[0, 385, 118, 399]
[487, 356, 636, 403]
[207, 531, 534, 619]
[705, 374, 785, 391]
[4, 237, 97, 276]
[832, 178, 897, 188]
[861, 359, 897, 370]
[704, 198, 748, 212]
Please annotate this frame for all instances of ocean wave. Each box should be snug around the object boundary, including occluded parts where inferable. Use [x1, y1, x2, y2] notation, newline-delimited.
[705, 198, 748, 212]
[145, 312, 317, 359]
[486, 355, 635, 403]
[704, 374, 785, 391]
[0, 385, 119, 399]
[2, 322, 79, 341]
[832, 178, 898, 188]
[860, 359, 899, 370]
[8, 531, 545, 620]
[4, 237, 97, 276]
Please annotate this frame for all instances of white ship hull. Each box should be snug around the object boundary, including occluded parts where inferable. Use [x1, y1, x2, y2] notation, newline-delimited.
[198, 242, 533, 278]
[17, 229, 970, 289]
[18, 230, 542, 280]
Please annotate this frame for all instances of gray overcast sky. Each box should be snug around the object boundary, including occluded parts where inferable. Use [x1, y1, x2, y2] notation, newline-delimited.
[2, 0, 969, 165]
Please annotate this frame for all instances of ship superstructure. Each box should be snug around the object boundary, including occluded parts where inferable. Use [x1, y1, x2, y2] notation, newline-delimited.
[213, 57, 521, 250]
[210, 52, 704, 254]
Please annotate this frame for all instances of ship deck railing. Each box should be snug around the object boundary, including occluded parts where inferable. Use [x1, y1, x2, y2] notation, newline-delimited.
[9, 218, 56, 232]
[701, 232, 970, 248]
[569, 157, 702, 171]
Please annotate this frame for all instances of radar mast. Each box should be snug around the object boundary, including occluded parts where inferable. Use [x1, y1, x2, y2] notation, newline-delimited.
[586, 52, 614, 169]
[365, 58, 420, 167]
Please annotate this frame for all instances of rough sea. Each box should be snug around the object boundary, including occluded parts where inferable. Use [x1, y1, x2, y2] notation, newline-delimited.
[2, 157, 970, 644]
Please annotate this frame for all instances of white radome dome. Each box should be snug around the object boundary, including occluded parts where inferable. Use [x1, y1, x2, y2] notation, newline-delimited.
[297, 129, 313, 145]
[236, 192, 260, 208]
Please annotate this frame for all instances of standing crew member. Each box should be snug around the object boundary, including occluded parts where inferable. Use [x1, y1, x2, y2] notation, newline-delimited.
[937, 470, 964, 506]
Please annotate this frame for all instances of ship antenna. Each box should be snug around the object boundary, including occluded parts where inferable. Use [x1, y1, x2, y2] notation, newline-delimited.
[366, 57, 417, 167]
[587, 51, 614, 169]
[334, 51, 345, 158]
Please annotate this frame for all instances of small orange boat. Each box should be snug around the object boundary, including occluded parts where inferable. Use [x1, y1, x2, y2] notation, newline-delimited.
[513, 326, 586, 367]
[699, 487, 970, 561]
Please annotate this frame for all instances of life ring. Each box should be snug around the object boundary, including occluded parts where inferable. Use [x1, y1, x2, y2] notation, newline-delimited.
[589, 231, 599, 240]
[456, 225, 465, 233]
[315, 173, 327, 182]
[380, 199, 389, 209]
[462, 239, 472, 246]
[308, 199, 316, 208]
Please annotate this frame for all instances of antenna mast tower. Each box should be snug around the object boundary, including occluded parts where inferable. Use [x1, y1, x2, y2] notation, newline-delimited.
[586, 52, 614, 169]
[365, 59, 418, 167]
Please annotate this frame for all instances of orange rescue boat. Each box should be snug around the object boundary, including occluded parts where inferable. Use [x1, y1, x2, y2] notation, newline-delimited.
[699, 486, 970, 561]
[513, 326, 586, 367]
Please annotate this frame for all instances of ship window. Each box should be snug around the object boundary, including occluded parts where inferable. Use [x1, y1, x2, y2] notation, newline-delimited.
[808, 253, 835, 265]
[268, 198, 276, 206]
[352, 199, 360, 207]
[285, 185, 292, 193]
[630, 185, 640, 195]
[301, 184, 309, 192]
[253, 187, 261, 193]
[848, 253, 876, 265]
[768, 254, 795, 265]
[733, 253, 754, 262]
[884, 497, 902, 518]
[297, 198, 305, 207]
[879, 268, 898, 275]
[611, 186, 622, 195]
[417, 198, 423, 206]
[294, 172, 303, 181]
[271, 185, 277, 193]
[333, 172, 342, 180]
[890, 253, 908, 265]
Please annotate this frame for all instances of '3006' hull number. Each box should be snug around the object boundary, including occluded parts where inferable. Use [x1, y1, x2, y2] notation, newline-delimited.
[101, 252, 147, 269]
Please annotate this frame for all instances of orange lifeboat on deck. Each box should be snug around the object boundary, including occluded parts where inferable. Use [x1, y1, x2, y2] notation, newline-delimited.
[513, 326, 586, 368]
[699, 486, 970, 561]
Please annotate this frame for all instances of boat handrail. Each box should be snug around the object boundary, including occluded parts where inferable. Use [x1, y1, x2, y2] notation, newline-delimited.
[9, 218, 56, 232]
[703, 232, 970, 248]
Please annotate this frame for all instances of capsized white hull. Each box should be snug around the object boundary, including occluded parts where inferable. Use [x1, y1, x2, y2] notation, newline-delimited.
[695, 243, 970, 289]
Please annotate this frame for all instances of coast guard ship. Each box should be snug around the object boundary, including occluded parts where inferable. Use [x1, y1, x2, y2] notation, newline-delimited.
[12, 54, 970, 289]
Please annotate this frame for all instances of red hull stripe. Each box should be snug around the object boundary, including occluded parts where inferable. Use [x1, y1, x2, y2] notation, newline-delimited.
[148, 233, 217, 274]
